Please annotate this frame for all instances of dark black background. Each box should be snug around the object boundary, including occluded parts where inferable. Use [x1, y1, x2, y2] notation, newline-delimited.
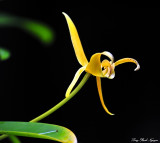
[0, 0, 159, 143]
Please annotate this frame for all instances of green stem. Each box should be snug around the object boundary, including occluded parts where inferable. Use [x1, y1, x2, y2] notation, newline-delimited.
[0, 72, 91, 140]
[30, 72, 91, 122]
[0, 134, 8, 141]
[9, 135, 21, 143]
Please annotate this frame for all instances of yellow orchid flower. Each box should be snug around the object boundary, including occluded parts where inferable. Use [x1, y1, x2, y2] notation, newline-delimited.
[62, 12, 140, 115]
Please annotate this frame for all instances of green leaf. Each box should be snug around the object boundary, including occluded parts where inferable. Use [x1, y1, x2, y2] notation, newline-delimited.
[21, 20, 54, 45]
[0, 14, 55, 45]
[0, 48, 10, 60]
[0, 121, 77, 143]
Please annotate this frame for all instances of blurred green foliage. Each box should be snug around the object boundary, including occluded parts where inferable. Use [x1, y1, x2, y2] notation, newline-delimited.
[0, 14, 55, 45]
[0, 48, 10, 61]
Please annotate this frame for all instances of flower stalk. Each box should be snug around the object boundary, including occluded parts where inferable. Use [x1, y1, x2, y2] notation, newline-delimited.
[30, 72, 91, 122]
[0, 72, 91, 141]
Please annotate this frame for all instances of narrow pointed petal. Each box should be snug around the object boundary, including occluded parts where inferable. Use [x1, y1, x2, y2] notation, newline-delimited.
[114, 58, 140, 71]
[62, 12, 88, 66]
[65, 66, 86, 98]
[96, 77, 114, 115]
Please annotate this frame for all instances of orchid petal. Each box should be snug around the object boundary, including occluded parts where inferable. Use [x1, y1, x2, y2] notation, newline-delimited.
[62, 12, 88, 66]
[108, 71, 115, 79]
[85, 52, 114, 77]
[101, 60, 111, 78]
[96, 77, 114, 115]
[101, 60, 111, 68]
[85, 53, 103, 77]
[114, 58, 140, 71]
[102, 51, 114, 63]
[108, 63, 115, 79]
[65, 66, 86, 97]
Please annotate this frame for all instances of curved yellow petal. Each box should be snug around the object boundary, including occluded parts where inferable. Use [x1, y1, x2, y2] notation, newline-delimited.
[96, 77, 114, 115]
[62, 12, 88, 66]
[85, 52, 114, 77]
[65, 66, 86, 97]
[85, 53, 103, 77]
[102, 51, 114, 63]
[114, 58, 140, 71]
